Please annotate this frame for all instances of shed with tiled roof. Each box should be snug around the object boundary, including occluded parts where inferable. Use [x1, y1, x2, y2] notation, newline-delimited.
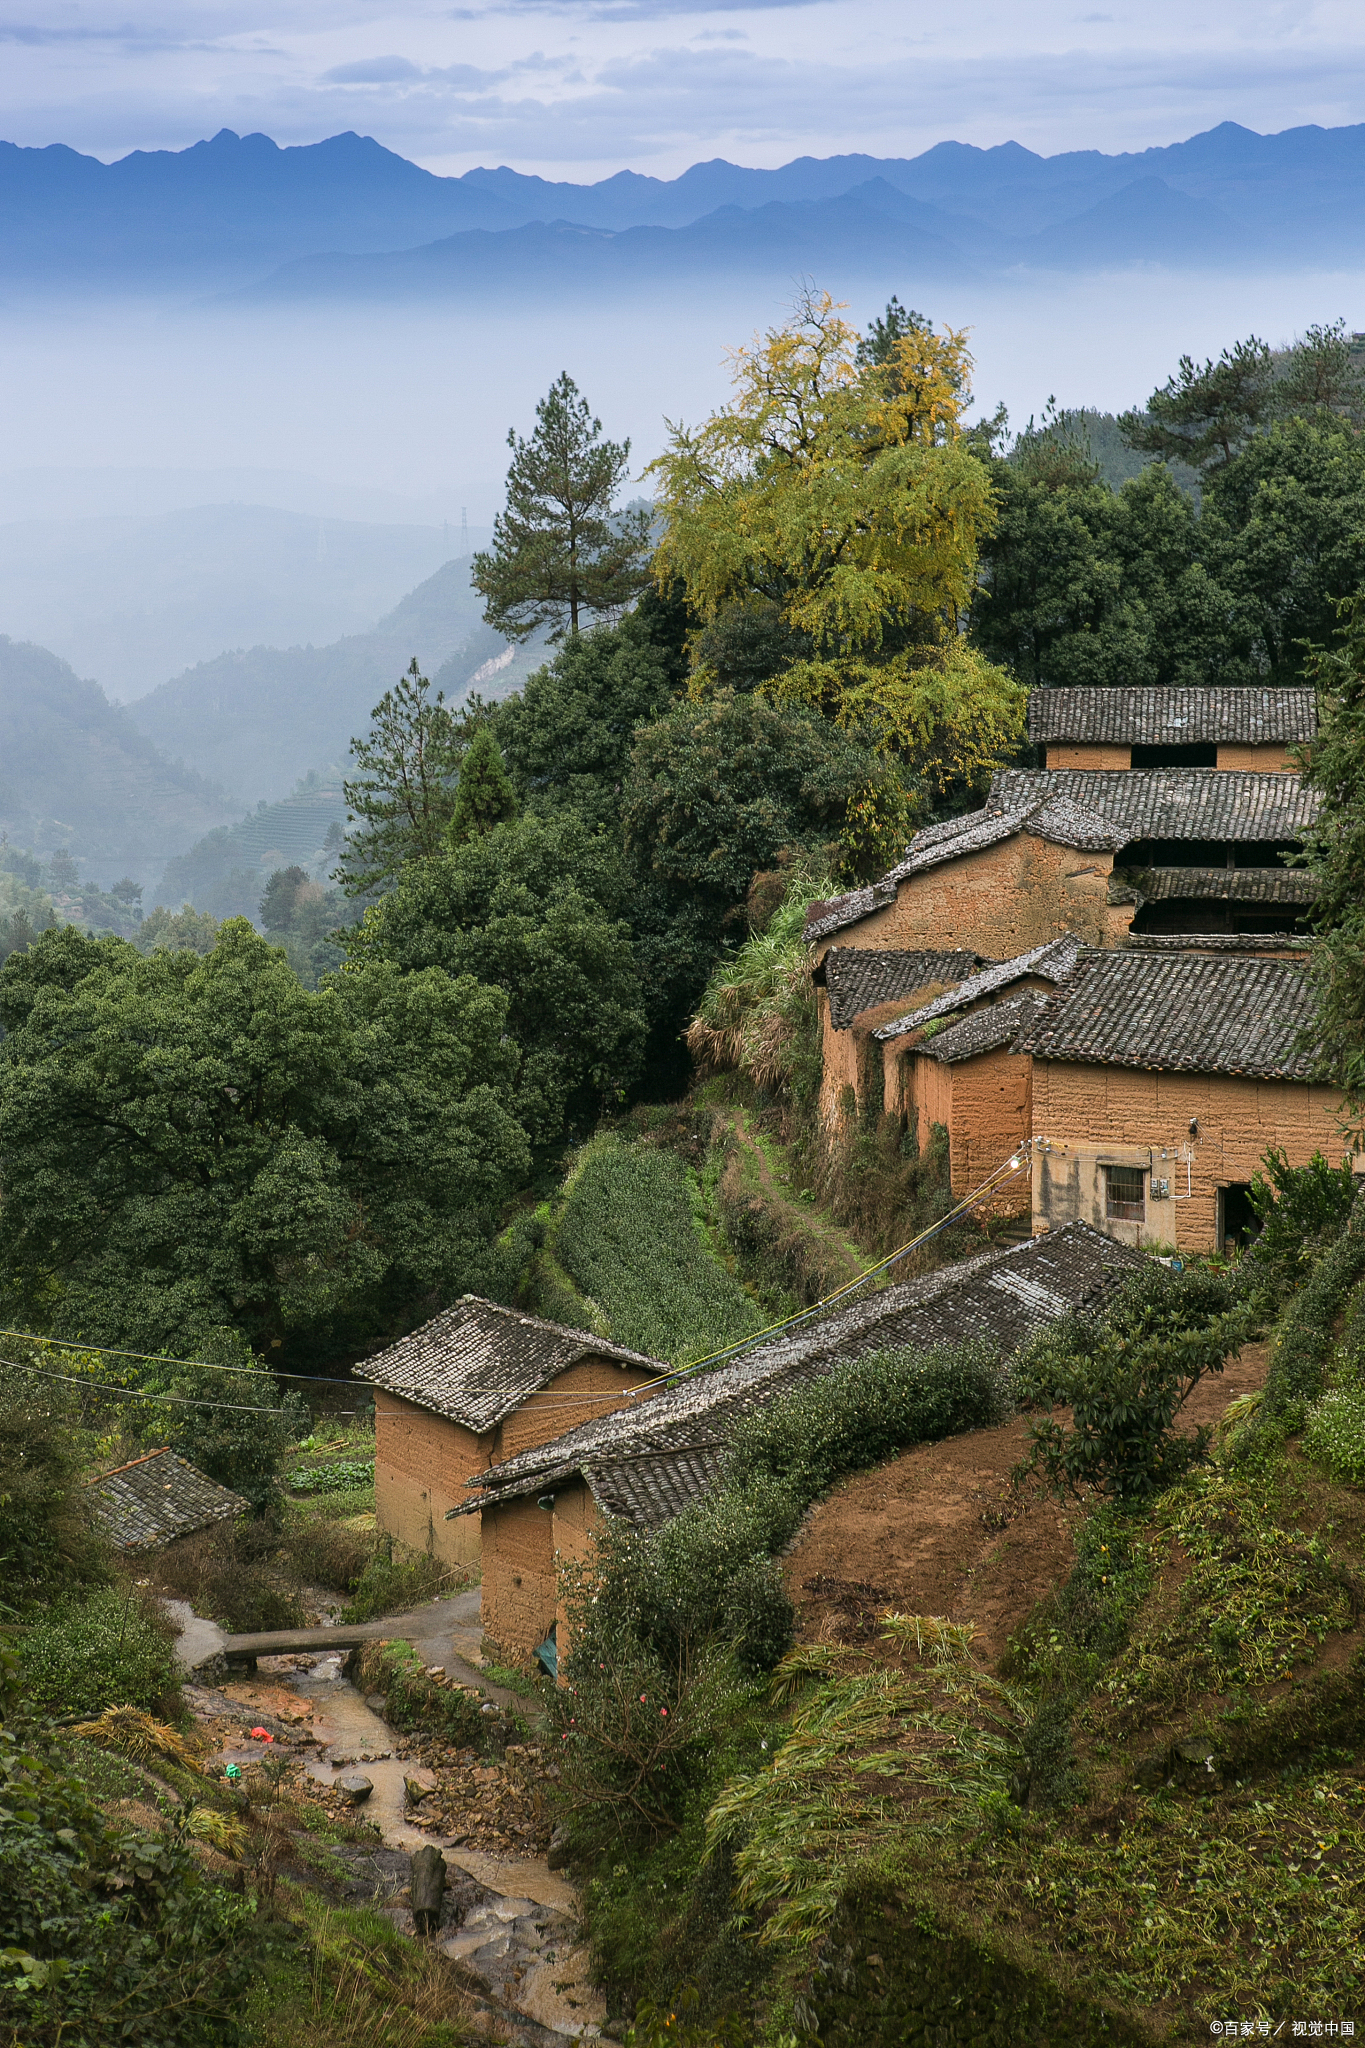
[455, 1223, 1145, 1669]
[356, 1296, 667, 1570]
[87, 1448, 247, 1553]
[1016, 944, 1346, 1256]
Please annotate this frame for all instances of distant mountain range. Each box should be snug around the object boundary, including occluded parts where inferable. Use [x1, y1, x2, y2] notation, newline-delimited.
[2, 120, 1363, 298]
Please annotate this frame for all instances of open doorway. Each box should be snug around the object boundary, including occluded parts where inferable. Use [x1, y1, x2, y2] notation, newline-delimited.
[1218, 1183, 1259, 1253]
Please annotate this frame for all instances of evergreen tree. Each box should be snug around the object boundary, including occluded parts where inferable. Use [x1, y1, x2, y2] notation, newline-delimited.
[1119, 337, 1276, 475]
[472, 373, 652, 642]
[1301, 596, 1365, 1130]
[337, 658, 463, 895]
[448, 725, 518, 846]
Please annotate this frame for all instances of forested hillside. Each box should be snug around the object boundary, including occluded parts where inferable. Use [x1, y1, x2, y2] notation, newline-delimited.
[0, 634, 237, 884]
[126, 553, 545, 801]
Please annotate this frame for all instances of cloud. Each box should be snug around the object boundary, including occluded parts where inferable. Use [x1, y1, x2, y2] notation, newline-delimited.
[322, 55, 423, 83]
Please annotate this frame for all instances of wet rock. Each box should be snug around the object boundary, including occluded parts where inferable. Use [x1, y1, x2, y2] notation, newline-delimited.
[410, 1845, 447, 1936]
[405, 1775, 430, 1806]
[365, 1694, 388, 1713]
[546, 1828, 572, 1872]
[338, 1772, 374, 1802]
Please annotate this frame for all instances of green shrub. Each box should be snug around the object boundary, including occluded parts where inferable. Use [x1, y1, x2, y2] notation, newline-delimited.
[0, 1649, 259, 2047]
[341, 1544, 457, 1622]
[1016, 1263, 1252, 1500]
[287, 1459, 375, 1495]
[0, 1386, 109, 1613]
[1246, 1185, 1365, 1434]
[279, 1514, 373, 1593]
[351, 1640, 488, 1747]
[151, 1519, 304, 1633]
[19, 1584, 182, 1718]
[555, 1135, 761, 1365]
[1303, 1382, 1365, 1485]
[1247, 1149, 1361, 1297]
[136, 1331, 310, 1514]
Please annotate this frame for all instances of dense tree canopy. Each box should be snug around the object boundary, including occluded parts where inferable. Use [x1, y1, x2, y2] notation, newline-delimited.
[342, 812, 647, 1143]
[1301, 595, 1365, 1130]
[0, 923, 528, 1361]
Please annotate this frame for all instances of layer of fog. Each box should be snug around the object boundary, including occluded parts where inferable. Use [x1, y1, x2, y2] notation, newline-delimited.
[1, 265, 1361, 705]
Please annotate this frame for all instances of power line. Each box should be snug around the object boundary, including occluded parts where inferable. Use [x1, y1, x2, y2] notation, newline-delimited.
[0, 1331, 359, 1386]
[0, 1356, 300, 1414]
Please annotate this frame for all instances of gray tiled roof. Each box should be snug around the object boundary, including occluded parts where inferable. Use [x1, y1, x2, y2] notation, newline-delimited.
[1027, 686, 1316, 747]
[87, 1448, 247, 1552]
[457, 1223, 1146, 1532]
[357, 1295, 667, 1434]
[1013, 948, 1319, 1079]
[874, 935, 1081, 1043]
[1131, 866, 1319, 905]
[822, 947, 981, 1030]
[989, 769, 1318, 845]
[921, 989, 1050, 1064]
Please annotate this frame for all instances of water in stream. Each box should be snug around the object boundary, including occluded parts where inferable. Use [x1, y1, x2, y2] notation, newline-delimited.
[192, 1637, 613, 2043]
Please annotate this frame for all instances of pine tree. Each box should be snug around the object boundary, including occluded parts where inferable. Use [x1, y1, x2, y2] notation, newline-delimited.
[472, 373, 652, 642]
[448, 726, 518, 847]
[337, 659, 463, 895]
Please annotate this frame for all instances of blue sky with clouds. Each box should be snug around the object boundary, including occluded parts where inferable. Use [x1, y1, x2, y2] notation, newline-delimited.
[3, 0, 1365, 178]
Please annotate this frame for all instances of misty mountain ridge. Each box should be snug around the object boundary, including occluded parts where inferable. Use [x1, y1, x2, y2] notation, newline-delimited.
[4, 119, 1365, 297]
[0, 636, 238, 886]
[125, 553, 547, 805]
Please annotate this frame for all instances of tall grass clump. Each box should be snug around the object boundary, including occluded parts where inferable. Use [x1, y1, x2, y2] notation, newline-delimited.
[555, 1134, 762, 1365]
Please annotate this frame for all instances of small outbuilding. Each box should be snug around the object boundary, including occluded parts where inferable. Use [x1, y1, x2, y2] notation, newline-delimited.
[87, 1448, 247, 1553]
[357, 1296, 667, 1570]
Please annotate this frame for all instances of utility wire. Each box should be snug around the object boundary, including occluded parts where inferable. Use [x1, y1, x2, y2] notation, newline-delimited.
[0, 1356, 303, 1414]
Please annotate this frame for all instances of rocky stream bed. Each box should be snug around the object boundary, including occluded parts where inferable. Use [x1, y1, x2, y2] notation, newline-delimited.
[172, 1599, 615, 2045]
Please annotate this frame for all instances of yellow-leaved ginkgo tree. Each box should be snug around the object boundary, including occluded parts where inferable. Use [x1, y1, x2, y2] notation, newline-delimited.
[648, 290, 1025, 805]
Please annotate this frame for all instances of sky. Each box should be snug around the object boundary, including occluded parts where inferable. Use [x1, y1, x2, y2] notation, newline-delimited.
[4, 0, 1365, 180]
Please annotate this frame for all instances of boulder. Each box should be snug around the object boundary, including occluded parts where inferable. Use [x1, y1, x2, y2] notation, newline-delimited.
[337, 1772, 374, 1802]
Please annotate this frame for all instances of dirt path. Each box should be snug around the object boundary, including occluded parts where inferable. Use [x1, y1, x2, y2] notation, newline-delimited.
[785, 1342, 1270, 1669]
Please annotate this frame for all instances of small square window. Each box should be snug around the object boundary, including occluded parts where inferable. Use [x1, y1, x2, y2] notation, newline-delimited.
[1104, 1164, 1146, 1221]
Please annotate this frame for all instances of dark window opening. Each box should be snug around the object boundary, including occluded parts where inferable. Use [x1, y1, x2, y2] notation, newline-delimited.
[1120, 840, 1298, 871]
[1129, 900, 1307, 937]
[1130, 743, 1218, 768]
[1104, 1164, 1146, 1222]
[1219, 1183, 1260, 1253]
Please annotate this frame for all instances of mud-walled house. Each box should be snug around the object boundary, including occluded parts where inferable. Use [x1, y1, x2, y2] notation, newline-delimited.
[356, 1297, 667, 1571]
[1017, 937, 1350, 1253]
[451, 1223, 1145, 1671]
[871, 936, 1082, 1217]
[802, 687, 1320, 1126]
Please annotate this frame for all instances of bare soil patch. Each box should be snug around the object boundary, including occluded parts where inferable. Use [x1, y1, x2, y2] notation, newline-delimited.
[785, 1342, 1270, 1670]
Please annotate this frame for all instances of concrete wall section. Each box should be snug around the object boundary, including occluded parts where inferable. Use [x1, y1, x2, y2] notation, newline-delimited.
[1031, 1061, 1346, 1251]
[373, 1393, 489, 1569]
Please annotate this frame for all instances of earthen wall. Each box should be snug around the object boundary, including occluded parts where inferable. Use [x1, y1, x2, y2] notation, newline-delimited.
[813, 835, 1133, 974]
[479, 1493, 557, 1659]
[1045, 743, 1132, 770]
[373, 1393, 488, 1569]
[1216, 742, 1298, 772]
[1031, 1061, 1346, 1250]
[493, 1356, 657, 1463]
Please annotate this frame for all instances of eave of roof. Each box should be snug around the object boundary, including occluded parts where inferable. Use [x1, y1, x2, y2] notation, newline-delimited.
[874, 934, 1081, 1042]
